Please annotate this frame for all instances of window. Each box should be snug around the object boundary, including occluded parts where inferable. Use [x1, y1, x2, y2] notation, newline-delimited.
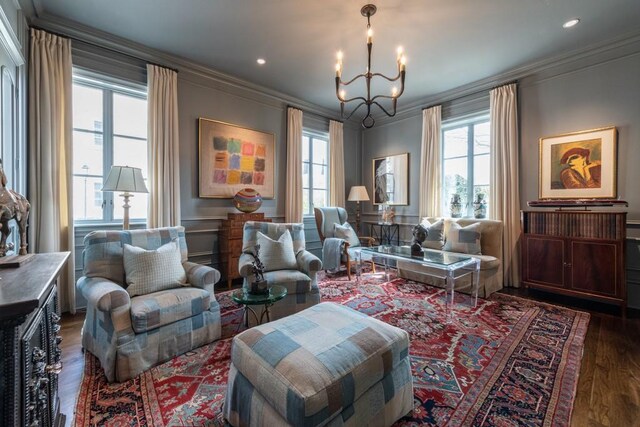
[72, 73, 148, 224]
[442, 115, 490, 217]
[302, 131, 329, 215]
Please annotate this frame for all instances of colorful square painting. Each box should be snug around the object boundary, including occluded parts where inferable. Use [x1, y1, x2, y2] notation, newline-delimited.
[199, 118, 275, 198]
[539, 127, 616, 199]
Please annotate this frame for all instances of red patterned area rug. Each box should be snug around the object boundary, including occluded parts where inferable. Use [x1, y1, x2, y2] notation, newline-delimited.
[74, 271, 589, 426]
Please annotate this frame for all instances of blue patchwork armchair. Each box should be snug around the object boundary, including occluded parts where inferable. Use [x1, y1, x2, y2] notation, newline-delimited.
[239, 222, 322, 325]
[77, 226, 222, 382]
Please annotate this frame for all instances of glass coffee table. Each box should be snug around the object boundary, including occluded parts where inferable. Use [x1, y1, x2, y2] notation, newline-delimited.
[356, 246, 480, 320]
[231, 284, 287, 329]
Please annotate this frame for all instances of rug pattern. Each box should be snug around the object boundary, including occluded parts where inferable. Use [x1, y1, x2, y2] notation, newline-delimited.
[74, 271, 589, 426]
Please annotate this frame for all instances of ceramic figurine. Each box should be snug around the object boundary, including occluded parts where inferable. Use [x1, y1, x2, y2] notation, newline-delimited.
[0, 159, 30, 256]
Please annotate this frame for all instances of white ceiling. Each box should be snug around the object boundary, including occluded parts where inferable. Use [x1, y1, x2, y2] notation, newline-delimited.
[22, 0, 640, 114]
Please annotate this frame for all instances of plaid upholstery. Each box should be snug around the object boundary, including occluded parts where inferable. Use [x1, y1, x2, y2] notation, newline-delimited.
[315, 207, 348, 239]
[124, 240, 187, 296]
[224, 302, 413, 426]
[130, 288, 211, 333]
[257, 230, 298, 271]
[239, 222, 322, 325]
[77, 227, 221, 382]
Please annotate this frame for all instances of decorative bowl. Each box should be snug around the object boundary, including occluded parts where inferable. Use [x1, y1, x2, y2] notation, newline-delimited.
[233, 188, 262, 213]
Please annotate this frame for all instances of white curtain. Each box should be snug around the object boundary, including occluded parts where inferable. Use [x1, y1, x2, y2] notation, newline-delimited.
[28, 29, 76, 313]
[329, 120, 345, 207]
[147, 64, 181, 228]
[419, 105, 442, 219]
[490, 83, 520, 287]
[285, 107, 303, 223]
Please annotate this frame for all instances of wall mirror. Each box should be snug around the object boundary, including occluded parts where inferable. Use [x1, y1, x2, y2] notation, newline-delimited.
[372, 153, 409, 205]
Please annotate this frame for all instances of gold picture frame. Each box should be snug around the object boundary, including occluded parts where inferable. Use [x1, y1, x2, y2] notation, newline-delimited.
[538, 126, 617, 199]
[198, 118, 275, 198]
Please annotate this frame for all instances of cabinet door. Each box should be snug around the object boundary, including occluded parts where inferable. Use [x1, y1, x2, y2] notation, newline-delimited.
[570, 240, 620, 297]
[523, 236, 565, 288]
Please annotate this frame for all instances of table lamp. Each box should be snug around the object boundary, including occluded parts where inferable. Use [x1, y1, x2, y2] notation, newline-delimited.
[102, 165, 148, 230]
[347, 186, 370, 233]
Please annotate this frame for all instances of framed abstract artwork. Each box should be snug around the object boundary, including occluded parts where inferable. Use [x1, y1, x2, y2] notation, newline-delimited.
[198, 118, 275, 198]
[538, 126, 617, 199]
[372, 153, 409, 205]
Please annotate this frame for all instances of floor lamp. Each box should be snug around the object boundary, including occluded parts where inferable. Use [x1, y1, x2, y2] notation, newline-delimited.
[347, 186, 370, 234]
[102, 166, 148, 230]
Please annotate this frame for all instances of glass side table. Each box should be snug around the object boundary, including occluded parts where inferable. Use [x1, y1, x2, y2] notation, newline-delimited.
[231, 284, 287, 329]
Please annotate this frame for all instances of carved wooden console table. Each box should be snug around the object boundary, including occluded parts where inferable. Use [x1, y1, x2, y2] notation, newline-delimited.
[0, 252, 69, 426]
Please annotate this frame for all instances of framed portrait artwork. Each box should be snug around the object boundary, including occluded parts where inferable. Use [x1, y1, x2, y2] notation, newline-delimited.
[198, 118, 275, 198]
[372, 153, 409, 205]
[538, 126, 617, 199]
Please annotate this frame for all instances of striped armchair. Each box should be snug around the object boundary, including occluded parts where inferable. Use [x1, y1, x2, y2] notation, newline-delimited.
[77, 226, 222, 382]
[239, 222, 322, 325]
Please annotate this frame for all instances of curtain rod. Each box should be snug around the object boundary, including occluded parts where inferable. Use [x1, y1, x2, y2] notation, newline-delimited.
[286, 105, 342, 124]
[422, 80, 518, 111]
[31, 26, 179, 74]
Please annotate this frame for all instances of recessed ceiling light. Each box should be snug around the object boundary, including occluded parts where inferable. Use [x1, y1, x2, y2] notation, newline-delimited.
[563, 18, 580, 29]
[256, 58, 266, 65]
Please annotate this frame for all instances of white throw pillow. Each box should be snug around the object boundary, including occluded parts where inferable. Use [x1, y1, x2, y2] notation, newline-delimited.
[124, 239, 187, 297]
[334, 222, 361, 247]
[443, 222, 482, 255]
[420, 218, 445, 250]
[256, 229, 298, 272]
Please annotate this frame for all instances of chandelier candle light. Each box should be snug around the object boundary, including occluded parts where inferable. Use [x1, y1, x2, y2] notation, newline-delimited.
[335, 4, 406, 129]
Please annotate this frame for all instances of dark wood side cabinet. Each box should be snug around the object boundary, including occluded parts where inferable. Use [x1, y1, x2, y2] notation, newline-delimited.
[521, 211, 626, 309]
[219, 212, 271, 288]
[0, 252, 70, 427]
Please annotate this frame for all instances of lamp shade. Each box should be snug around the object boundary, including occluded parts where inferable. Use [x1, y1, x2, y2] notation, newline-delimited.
[348, 186, 370, 202]
[102, 166, 148, 193]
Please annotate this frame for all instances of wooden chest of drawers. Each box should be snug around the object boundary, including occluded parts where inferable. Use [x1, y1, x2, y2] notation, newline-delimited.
[219, 212, 271, 288]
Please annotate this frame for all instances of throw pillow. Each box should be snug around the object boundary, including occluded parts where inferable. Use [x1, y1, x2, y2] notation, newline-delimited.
[443, 222, 482, 255]
[124, 239, 187, 297]
[334, 222, 361, 247]
[256, 229, 298, 272]
[420, 218, 445, 249]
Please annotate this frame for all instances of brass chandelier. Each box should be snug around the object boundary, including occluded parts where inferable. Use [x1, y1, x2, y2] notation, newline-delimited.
[335, 4, 406, 129]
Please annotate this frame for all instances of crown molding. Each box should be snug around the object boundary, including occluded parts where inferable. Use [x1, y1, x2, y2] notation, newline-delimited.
[370, 29, 640, 128]
[0, 2, 25, 65]
[30, 14, 348, 124]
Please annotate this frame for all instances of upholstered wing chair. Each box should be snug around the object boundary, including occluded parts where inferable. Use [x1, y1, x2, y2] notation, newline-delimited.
[238, 221, 322, 325]
[314, 207, 376, 280]
[77, 226, 222, 382]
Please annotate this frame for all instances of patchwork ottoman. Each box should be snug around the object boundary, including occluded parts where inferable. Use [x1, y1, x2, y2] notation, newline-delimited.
[223, 302, 414, 426]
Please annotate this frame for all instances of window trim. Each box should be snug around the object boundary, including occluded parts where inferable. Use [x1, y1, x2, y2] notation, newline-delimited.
[302, 130, 329, 217]
[441, 113, 490, 218]
[72, 70, 148, 226]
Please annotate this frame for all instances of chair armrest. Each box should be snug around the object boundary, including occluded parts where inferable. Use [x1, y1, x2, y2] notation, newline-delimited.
[238, 253, 254, 277]
[77, 276, 133, 344]
[297, 250, 322, 274]
[359, 236, 377, 247]
[183, 261, 220, 294]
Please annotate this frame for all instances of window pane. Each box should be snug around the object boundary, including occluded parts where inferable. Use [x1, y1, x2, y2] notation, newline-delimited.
[303, 161, 310, 188]
[312, 164, 327, 190]
[303, 190, 310, 215]
[73, 84, 103, 132]
[443, 157, 468, 214]
[474, 122, 490, 155]
[114, 136, 148, 178]
[73, 176, 104, 220]
[302, 136, 310, 162]
[443, 127, 468, 158]
[73, 131, 103, 175]
[114, 191, 148, 220]
[474, 154, 490, 186]
[114, 93, 147, 138]
[312, 138, 328, 166]
[313, 189, 327, 210]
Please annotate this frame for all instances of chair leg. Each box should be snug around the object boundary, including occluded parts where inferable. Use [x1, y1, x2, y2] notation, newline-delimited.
[347, 261, 352, 281]
[370, 261, 376, 273]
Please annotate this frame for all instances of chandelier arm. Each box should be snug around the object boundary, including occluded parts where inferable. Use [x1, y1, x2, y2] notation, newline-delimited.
[371, 101, 397, 118]
[339, 73, 367, 86]
[370, 72, 402, 82]
[343, 101, 367, 120]
[343, 96, 368, 104]
[370, 94, 395, 102]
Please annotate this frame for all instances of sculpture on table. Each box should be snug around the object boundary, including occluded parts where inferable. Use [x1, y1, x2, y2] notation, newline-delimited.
[247, 243, 268, 295]
[411, 224, 428, 257]
[0, 159, 30, 256]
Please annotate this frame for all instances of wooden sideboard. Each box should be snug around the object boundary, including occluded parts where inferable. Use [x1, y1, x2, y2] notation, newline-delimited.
[521, 211, 626, 310]
[0, 252, 70, 427]
[219, 212, 271, 288]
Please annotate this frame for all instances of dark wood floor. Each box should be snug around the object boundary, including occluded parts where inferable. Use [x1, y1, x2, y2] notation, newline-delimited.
[59, 289, 640, 426]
